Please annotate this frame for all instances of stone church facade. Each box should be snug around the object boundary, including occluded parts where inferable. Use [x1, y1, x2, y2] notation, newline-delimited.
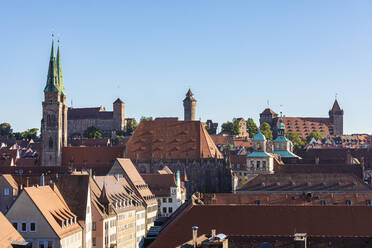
[41, 40, 68, 166]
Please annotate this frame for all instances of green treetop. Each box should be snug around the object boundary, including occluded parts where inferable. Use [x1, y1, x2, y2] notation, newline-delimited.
[259, 122, 273, 141]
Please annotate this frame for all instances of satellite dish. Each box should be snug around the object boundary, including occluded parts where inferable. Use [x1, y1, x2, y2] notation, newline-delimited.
[259, 242, 274, 248]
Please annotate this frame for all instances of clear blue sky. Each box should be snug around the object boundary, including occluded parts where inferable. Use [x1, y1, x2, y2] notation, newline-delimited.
[1, 1, 372, 134]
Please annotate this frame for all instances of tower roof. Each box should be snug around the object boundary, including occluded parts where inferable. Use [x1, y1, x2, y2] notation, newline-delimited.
[56, 45, 65, 96]
[261, 108, 277, 115]
[114, 98, 124, 104]
[44, 40, 59, 93]
[253, 129, 266, 141]
[183, 88, 196, 102]
[330, 100, 342, 112]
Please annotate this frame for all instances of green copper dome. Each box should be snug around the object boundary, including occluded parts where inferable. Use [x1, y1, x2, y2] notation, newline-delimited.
[253, 130, 266, 141]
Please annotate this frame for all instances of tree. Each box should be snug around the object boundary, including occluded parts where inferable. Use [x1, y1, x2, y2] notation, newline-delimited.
[306, 132, 324, 143]
[286, 132, 306, 150]
[140, 116, 153, 121]
[12, 132, 22, 140]
[124, 119, 138, 136]
[0, 123, 12, 137]
[83, 126, 103, 139]
[221, 119, 240, 135]
[246, 118, 258, 138]
[259, 122, 273, 140]
[21, 128, 39, 141]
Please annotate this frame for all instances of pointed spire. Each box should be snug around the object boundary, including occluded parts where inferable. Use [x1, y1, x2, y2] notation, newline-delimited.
[184, 88, 196, 102]
[44, 39, 59, 93]
[56, 43, 65, 96]
[331, 99, 341, 112]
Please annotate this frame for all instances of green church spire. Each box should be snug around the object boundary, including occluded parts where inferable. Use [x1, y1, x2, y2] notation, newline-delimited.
[44, 40, 59, 93]
[56, 44, 65, 96]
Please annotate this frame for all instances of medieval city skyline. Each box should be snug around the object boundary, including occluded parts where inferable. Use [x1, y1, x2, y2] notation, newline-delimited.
[1, 1, 372, 134]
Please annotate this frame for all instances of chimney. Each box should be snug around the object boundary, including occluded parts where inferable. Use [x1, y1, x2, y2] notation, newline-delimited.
[211, 229, 216, 239]
[192, 226, 199, 248]
[40, 174, 45, 186]
[176, 170, 181, 188]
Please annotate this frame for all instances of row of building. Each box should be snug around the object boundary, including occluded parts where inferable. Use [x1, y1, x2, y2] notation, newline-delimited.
[0, 158, 186, 248]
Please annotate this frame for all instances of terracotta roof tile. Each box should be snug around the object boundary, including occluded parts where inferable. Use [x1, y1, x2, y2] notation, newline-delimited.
[141, 174, 177, 197]
[24, 186, 82, 239]
[150, 195, 372, 247]
[126, 120, 223, 160]
[0, 212, 25, 246]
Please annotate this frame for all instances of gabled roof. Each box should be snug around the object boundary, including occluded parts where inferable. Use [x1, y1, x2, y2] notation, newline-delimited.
[237, 173, 371, 192]
[24, 186, 81, 239]
[55, 175, 90, 223]
[125, 120, 223, 160]
[0, 212, 25, 246]
[150, 200, 372, 248]
[141, 174, 177, 197]
[62, 146, 123, 168]
[274, 117, 330, 138]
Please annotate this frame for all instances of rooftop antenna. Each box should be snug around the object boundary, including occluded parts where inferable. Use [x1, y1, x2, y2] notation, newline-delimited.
[71, 99, 73, 108]
[267, 100, 270, 108]
[335, 93, 338, 100]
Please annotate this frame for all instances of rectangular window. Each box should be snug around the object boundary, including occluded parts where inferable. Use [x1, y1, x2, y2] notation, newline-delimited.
[93, 237, 96, 246]
[29, 222, 36, 232]
[4, 188, 9, 196]
[162, 198, 166, 203]
[162, 207, 167, 213]
[21, 222, 27, 232]
[92, 222, 96, 231]
[168, 198, 172, 203]
[38, 242, 45, 248]
[47, 241, 53, 248]
[168, 207, 173, 213]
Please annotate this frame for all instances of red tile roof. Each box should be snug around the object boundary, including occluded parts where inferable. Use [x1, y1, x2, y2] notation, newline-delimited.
[274, 117, 330, 138]
[126, 120, 223, 160]
[68, 107, 113, 120]
[141, 174, 177, 197]
[261, 108, 277, 115]
[62, 146, 124, 168]
[0, 212, 25, 246]
[150, 194, 372, 247]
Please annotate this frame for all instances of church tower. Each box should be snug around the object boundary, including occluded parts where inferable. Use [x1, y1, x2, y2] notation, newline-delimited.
[41, 40, 68, 166]
[329, 99, 344, 135]
[183, 89, 196, 121]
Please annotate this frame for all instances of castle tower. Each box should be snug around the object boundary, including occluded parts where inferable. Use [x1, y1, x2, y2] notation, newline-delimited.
[183, 89, 196, 121]
[113, 98, 125, 131]
[329, 99, 344, 135]
[41, 40, 67, 166]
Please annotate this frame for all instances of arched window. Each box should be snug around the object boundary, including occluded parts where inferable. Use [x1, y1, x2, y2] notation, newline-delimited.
[49, 137, 53, 149]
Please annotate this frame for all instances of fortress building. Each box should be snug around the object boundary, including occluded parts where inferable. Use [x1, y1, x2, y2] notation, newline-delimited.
[259, 99, 344, 138]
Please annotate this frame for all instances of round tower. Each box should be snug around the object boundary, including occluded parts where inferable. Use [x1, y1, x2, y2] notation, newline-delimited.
[183, 89, 196, 121]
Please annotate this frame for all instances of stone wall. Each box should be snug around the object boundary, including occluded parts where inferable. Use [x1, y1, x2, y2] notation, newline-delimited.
[133, 158, 232, 196]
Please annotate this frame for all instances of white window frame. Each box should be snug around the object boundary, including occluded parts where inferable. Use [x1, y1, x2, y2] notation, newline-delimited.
[20, 222, 27, 232]
[29, 222, 37, 232]
[37, 240, 55, 248]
